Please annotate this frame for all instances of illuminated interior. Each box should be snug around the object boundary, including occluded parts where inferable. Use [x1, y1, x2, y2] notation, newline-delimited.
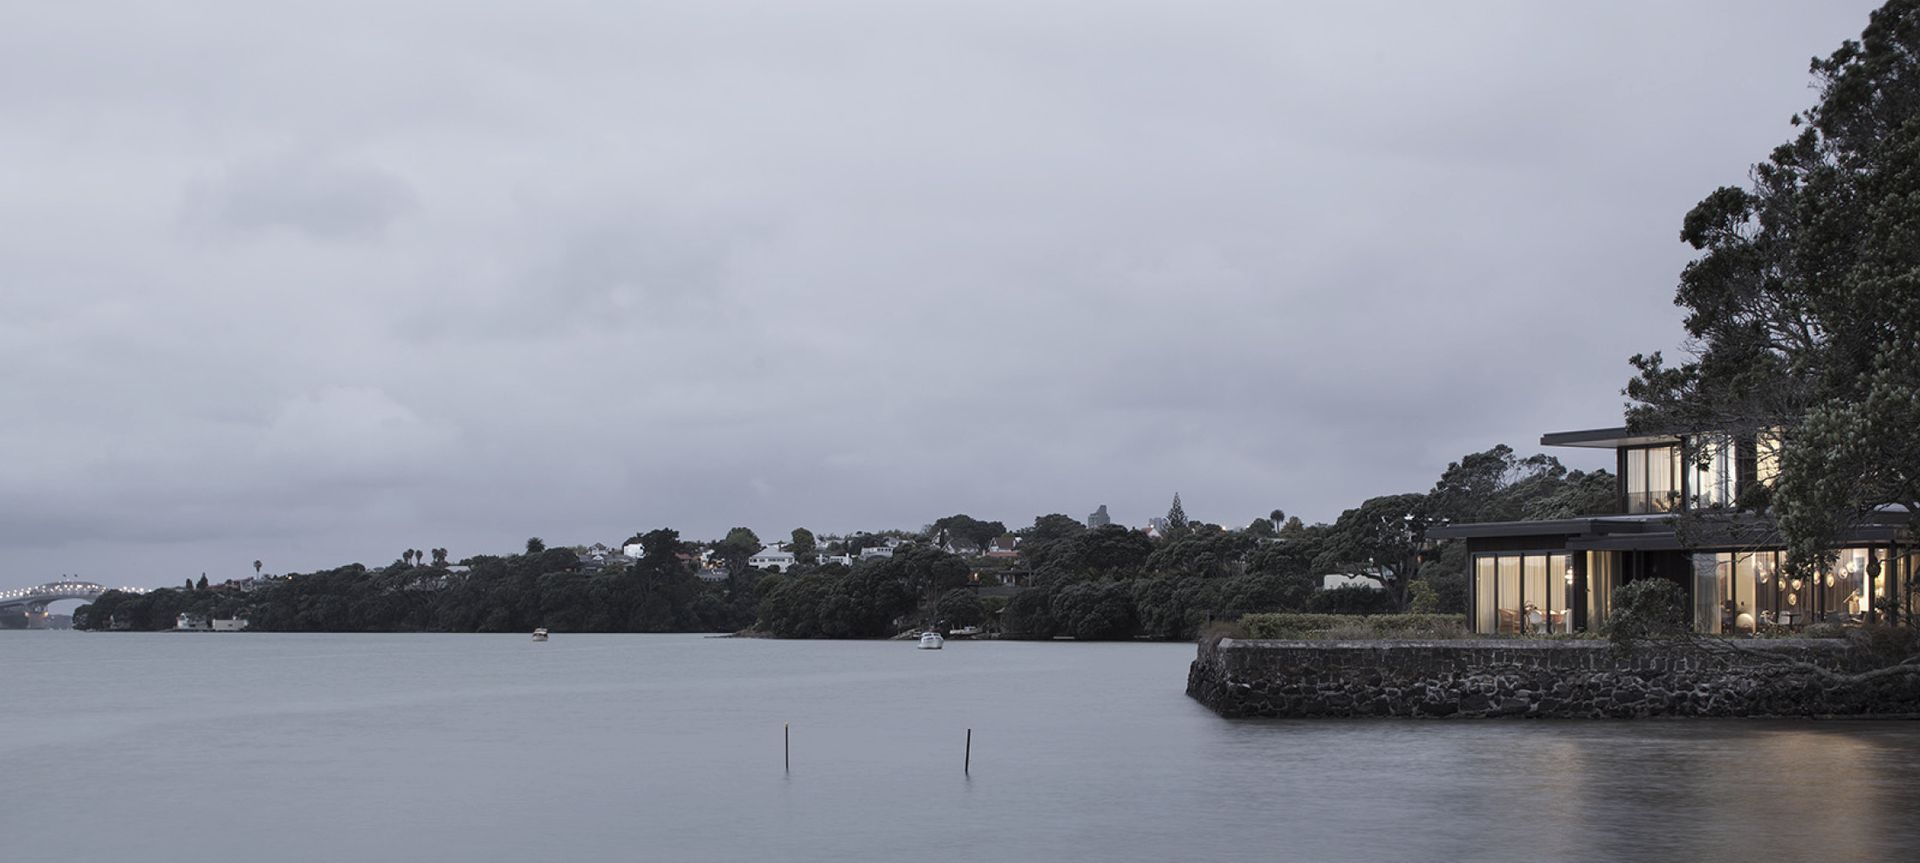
[1700, 547, 1890, 633]
[1471, 552, 1572, 634]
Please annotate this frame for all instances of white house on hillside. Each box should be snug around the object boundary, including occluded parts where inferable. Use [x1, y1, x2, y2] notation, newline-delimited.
[750, 546, 799, 573]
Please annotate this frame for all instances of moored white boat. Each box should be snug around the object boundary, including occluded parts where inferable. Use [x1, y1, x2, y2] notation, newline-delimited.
[532, 628, 549, 642]
[918, 631, 944, 649]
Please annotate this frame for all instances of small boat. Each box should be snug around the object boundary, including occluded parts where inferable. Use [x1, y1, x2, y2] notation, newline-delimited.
[531, 628, 549, 642]
[918, 631, 944, 650]
[947, 625, 982, 639]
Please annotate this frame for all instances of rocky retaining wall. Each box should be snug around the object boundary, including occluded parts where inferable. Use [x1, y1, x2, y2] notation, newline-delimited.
[1187, 638, 1920, 719]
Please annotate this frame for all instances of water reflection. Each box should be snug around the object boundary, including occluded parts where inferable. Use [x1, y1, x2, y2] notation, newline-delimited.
[4, 633, 1918, 863]
[1210, 721, 1916, 863]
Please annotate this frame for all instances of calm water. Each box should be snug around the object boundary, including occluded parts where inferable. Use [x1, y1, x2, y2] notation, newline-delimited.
[4, 632, 1920, 862]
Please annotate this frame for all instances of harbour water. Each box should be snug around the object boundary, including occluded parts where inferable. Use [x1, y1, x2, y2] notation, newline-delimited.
[5, 632, 1920, 862]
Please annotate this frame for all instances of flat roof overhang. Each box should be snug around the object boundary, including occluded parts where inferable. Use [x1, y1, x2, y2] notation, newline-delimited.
[1427, 517, 1671, 541]
[1540, 426, 1681, 449]
[1436, 515, 1907, 552]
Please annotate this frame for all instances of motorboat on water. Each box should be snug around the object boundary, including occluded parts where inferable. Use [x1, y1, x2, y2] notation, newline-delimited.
[532, 628, 549, 642]
[918, 631, 944, 650]
[947, 625, 982, 639]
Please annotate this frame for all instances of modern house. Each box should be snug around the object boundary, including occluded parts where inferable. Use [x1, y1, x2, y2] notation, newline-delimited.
[1429, 425, 1915, 635]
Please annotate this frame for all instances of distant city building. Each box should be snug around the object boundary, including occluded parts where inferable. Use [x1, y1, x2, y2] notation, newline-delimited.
[1088, 505, 1111, 528]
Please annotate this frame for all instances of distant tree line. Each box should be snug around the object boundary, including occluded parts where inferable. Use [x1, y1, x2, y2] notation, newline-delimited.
[75, 444, 1611, 640]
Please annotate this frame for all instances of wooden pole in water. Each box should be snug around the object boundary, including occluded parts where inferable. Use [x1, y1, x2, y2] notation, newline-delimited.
[965, 728, 972, 775]
[785, 722, 791, 773]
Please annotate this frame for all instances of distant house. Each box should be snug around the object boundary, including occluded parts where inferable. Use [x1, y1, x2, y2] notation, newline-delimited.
[211, 617, 249, 632]
[749, 546, 799, 573]
[942, 539, 983, 557]
[175, 613, 211, 632]
[985, 535, 1020, 559]
[576, 545, 634, 574]
[859, 545, 897, 560]
[1321, 572, 1388, 592]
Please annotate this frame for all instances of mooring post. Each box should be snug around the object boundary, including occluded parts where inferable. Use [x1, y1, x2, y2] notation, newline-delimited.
[965, 728, 972, 774]
[785, 722, 790, 773]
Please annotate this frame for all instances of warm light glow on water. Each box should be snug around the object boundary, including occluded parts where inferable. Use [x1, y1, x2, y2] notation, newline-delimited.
[4, 633, 1919, 862]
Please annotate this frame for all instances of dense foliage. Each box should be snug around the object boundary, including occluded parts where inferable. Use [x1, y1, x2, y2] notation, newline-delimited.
[80, 529, 740, 634]
[74, 438, 1609, 640]
[1627, 0, 1920, 576]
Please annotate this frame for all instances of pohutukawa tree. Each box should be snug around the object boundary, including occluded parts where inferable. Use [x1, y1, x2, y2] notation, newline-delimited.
[1627, 0, 1920, 577]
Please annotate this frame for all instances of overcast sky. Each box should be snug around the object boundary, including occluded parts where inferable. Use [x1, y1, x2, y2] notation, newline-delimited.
[0, 1, 1886, 587]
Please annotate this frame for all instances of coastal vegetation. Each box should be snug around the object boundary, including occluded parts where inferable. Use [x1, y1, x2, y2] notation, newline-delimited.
[74, 443, 1609, 639]
[1625, 0, 1920, 582]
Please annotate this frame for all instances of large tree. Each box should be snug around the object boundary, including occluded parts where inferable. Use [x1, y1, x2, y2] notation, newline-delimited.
[1627, 0, 1920, 576]
[1312, 493, 1430, 611]
[789, 528, 819, 567]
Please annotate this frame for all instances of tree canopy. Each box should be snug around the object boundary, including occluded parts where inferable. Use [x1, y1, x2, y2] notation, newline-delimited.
[1627, 0, 1920, 574]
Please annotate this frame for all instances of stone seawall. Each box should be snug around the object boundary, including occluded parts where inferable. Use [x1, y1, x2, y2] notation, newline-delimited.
[1187, 638, 1920, 719]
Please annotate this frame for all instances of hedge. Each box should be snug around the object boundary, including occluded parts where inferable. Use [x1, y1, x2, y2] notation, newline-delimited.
[1237, 613, 1469, 640]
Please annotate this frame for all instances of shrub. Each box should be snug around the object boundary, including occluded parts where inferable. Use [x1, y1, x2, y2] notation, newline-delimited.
[1406, 580, 1441, 614]
[1802, 621, 1848, 639]
[1605, 579, 1688, 654]
[1850, 623, 1919, 663]
[1237, 613, 1468, 640]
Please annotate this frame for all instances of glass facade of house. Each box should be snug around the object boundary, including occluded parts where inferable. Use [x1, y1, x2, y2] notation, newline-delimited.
[1472, 552, 1573, 634]
[1695, 546, 1913, 633]
[1468, 546, 1914, 635]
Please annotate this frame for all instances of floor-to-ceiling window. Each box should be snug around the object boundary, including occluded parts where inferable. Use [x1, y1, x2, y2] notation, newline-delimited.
[1624, 444, 1682, 514]
[1708, 547, 1887, 630]
[1472, 552, 1573, 634]
[1475, 557, 1496, 633]
[1587, 551, 1615, 631]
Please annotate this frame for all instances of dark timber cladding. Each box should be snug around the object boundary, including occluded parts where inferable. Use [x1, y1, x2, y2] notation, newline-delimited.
[1429, 422, 1916, 635]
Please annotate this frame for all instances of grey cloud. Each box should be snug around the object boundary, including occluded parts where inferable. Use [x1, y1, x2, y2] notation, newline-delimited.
[182, 157, 415, 241]
[0, 0, 1888, 586]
